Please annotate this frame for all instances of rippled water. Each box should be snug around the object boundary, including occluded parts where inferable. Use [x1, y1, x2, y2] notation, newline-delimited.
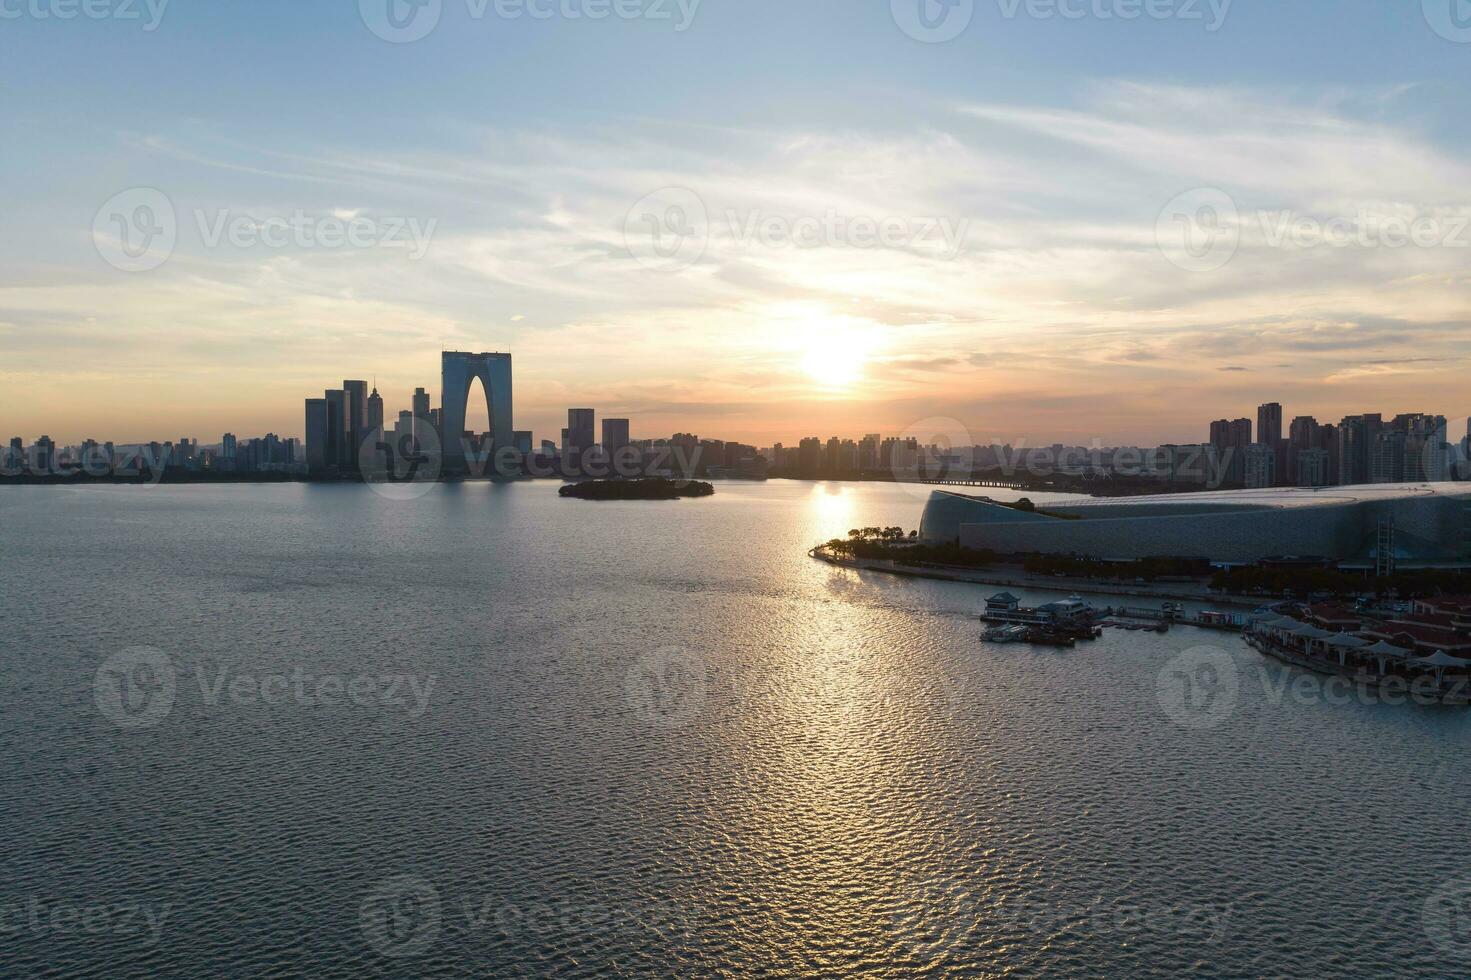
[2, 480, 1470, 977]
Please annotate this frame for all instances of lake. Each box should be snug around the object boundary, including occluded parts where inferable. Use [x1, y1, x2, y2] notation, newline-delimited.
[2, 480, 1468, 977]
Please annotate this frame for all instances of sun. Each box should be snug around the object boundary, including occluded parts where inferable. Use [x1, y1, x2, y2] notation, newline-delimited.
[798, 319, 878, 388]
[801, 342, 867, 387]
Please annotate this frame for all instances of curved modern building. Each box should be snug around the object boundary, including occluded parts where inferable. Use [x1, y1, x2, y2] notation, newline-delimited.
[918, 483, 1471, 565]
[441, 351, 513, 471]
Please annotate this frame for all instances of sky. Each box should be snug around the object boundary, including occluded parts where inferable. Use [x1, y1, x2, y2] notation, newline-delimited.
[2, 0, 1470, 448]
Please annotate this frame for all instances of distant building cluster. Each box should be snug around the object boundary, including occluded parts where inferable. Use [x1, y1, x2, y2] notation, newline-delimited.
[2, 432, 302, 478]
[1197, 404, 1467, 490]
[768, 435, 922, 477]
[765, 408, 1471, 490]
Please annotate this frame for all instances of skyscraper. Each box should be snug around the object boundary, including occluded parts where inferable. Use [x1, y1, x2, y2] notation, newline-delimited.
[343, 380, 367, 457]
[1287, 416, 1318, 484]
[1337, 414, 1377, 485]
[1296, 448, 1330, 487]
[568, 409, 595, 453]
[1209, 418, 1252, 484]
[411, 387, 433, 453]
[1394, 413, 1448, 482]
[305, 398, 328, 471]
[324, 388, 349, 467]
[602, 418, 630, 457]
[1244, 442, 1276, 488]
[367, 386, 384, 434]
[1370, 430, 1406, 483]
[1256, 402, 1284, 484]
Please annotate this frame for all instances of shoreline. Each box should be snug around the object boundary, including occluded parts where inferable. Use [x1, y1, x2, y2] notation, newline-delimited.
[809, 547, 1263, 608]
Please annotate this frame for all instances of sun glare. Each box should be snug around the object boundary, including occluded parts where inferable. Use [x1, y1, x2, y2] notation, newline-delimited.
[797, 317, 878, 388]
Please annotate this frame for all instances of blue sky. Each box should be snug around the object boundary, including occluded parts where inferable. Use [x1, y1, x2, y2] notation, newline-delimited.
[3, 0, 1470, 445]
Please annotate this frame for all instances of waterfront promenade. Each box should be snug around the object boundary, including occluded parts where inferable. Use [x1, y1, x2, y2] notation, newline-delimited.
[810, 545, 1262, 608]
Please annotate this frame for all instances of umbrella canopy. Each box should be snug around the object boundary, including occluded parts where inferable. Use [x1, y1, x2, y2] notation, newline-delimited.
[1286, 624, 1335, 640]
[1411, 651, 1471, 669]
[1325, 634, 1371, 649]
[1365, 640, 1412, 658]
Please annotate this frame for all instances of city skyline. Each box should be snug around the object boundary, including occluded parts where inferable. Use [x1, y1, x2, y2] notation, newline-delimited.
[10, 367, 1470, 452]
[6, 4, 1471, 445]
[12, 360, 1469, 490]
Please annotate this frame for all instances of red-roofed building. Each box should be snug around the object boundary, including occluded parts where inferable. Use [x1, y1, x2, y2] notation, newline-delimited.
[1303, 604, 1364, 631]
[1363, 622, 1471, 655]
[1412, 597, 1471, 632]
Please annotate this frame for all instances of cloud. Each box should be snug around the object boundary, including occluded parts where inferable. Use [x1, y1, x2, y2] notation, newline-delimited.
[8, 83, 1470, 443]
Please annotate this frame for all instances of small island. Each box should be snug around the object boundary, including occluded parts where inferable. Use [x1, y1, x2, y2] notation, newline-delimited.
[559, 478, 715, 501]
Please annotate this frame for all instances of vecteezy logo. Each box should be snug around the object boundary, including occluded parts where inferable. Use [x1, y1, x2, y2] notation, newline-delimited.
[1156, 645, 1239, 730]
[360, 0, 442, 43]
[1424, 878, 1471, 961]
[891, 0, 974, 42]
[1423, 0, 1471, 42]
[94, 647, 177, 729]
[92, 188, 177, 273]
[360, 875, 442, 958]
[358, 421, 443, 501]
[1156, 187, 1240, 273]
[626, 646, 707, 728]
[622, 187, 709, 273]
[890, 416, 975, 502]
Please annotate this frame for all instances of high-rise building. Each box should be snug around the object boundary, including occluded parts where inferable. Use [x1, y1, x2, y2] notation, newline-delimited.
[222, 433, 238, 460]
[441, 351, 514, 467]
[798, 437, 822, 475]
[1370, 430, 1406, 483]
[408, 388, 432, 453]
[513, 431, 533, 454]
[1392, 413, 1448, 482]
[324, 388, 349, 467]
[1336, 414, 1383, 486]
[567, 409, 595, 453]
[1244, 442, 1276, 488]
[601, 418, 630, 456]
[33, 436, 56, 473]
[1296, 448, 1330, 487]
[1208, 418, 1252, 485]
[343, 380, 368, 457]
[1257, 403, 1283, 447]
[1318, 423, 1339, 486]
[366, 386, 384, 435]
[305, 399, 329, 471]
[1287, 416, 1318, 484]
[174, 437, 198, 470]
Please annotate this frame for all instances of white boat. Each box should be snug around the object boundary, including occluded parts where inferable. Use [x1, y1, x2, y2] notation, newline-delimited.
[983, 624, 1028, 644]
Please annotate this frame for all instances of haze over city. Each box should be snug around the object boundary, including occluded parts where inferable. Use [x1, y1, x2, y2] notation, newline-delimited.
[5, 2, 1470, 445]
